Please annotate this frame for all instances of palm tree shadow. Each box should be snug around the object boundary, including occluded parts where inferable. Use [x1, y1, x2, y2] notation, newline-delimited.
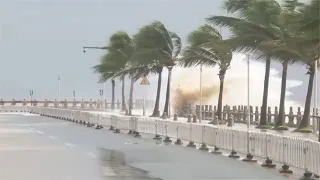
[98, 148, 163, 180]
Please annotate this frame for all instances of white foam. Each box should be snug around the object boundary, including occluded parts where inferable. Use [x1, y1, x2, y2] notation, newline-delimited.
[168, 53, 303, 112]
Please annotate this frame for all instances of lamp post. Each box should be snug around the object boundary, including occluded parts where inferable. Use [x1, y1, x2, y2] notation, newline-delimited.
[73, 90, 76, 101]
[163, 66, 173, 118]
[103, 82, 106, 106]
[247, 54, 250, 148]
[83, 46, 108, 53]
[29, 90, 33, 106]
[247, 55, 250, 131]
[99, 89, 103, 108]
[83, 46, 110, 109]
[57, 75, 60, 108]
[314, 59, 318, 134]
[200, 65, 203, 122]
[242, 54, 256, 162]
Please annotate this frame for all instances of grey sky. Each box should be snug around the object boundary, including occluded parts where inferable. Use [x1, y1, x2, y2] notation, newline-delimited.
[0, 0, 316, 108]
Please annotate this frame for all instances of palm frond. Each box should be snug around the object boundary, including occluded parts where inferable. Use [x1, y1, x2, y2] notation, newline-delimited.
[207, 16, 279, 40]
[223, 0, 281, 25]
[179, 45, 220, 67]
[170, 32, 182, 59]
[188, 24, 222, 46]
[132, 20, 182, 68]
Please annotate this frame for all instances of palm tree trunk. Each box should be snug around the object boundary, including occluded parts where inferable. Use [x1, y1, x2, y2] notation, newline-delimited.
[217, 74, 225, 120]
[275, 61, 288, 127]
[297, 65, 315, 130]
[121, 76, 127, 112]
[259, 56, 271, 126]
[151, 68, 163, 117]
[111, 79, 115, 110]
[162, 67, 173, 117]
[128, 77, 134, 115]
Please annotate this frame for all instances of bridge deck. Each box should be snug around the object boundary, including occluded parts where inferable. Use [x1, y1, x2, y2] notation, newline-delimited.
[0, 114, 290, 180]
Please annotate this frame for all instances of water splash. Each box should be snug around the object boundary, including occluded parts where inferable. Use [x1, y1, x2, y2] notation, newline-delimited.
[172, 53, 303, 111]
[146, 53, 303, 112]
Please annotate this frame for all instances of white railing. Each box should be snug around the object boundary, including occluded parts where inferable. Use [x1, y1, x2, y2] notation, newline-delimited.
[12, 107, 320, 176]
[0, 105, 30, 112]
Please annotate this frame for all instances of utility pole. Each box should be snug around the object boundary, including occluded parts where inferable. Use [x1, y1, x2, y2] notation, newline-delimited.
[313, 60, 318, 134]
[58, 75, 60, 108]
[29, 90, 33, 106]
[199, 65, 203, 122]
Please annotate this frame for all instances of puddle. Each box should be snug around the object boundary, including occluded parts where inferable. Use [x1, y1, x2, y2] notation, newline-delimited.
[98, 148, 163, 180]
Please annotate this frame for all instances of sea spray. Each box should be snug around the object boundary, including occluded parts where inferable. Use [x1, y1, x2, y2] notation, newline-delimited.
[146, 53, 303, 113]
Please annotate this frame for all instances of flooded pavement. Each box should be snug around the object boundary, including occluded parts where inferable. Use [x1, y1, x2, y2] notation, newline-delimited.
[99, 148, 162, 180]
[0, 114, 290, 180]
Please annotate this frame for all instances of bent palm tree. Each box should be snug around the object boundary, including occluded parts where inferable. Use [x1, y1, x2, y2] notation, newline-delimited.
[180, 24, 232, 121]
[292, 0, 320, 131]
[93, 53, 119, 110]
[208, 0, 283, 128]
[132, 21, 181, 117]
[93, 31, 135, 111]
[108, 31, 135, 112]
[115, 65, 151, 115]
[250, 0, 319, 132]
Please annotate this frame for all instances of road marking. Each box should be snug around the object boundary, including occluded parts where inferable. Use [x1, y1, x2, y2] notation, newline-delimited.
[36, 130, 44, 134]
[49, 136, 57, 140]
[63, 143, 76, 148]
[86, 152, 96, 159]
[0, 146, 64, 151]
[102, 166, 117, 176]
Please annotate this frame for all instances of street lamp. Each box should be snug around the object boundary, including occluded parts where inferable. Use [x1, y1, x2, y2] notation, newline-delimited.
[83, 46, 108, 53]
[166, 66, 173, 117]
[313, 59, 319, 134]
[29, 90, 33, 106]
[73, 90, 76, 101]
[247, 55, 250, 131]
[83, 46, 110, 109]
[57, 75, 60, 108]
[199, 65, 203, 122]
[103, 82, 106, 104]
[99, 89, 103, 108]
[242, 54, 256, 162]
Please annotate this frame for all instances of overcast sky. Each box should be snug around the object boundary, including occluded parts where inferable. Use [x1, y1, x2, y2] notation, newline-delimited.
[0, 0, 318, 109]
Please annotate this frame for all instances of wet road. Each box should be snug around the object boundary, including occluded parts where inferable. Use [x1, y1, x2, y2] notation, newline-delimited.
[0, 114, 289, 180]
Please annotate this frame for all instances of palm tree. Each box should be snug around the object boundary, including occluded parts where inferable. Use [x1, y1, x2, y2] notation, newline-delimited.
[132, 21, 181, 117]
[292, 0, 320, 132]
[93, 31, 134, 111]
[152, 29, 181, 118]
[180, 24, 232, 121]
[241, 0, 319, 132]
[207, 0, 283, 128]
[108, 31, 135, 112]
[272, 3, 302, 130]
[93, 53, 118, 110]
[115, 65, 151, 115]
[255, 0, 319, 132]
